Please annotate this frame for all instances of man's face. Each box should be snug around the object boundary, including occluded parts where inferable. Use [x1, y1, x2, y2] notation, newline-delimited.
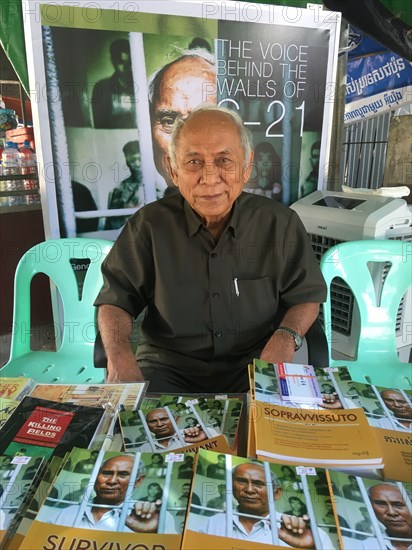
[310, 146, 320, 171]
[169, 110, 253, 227]
[233, 463, 278, 516]
[146, 409, 175, 438]
[217, 455, 225, 467]
[113, 51, 132, 82]
[148, 483, 161, 497]
[94, 456, 133, 505]
[257, 151, 272, 178]
[369, 484, 412, 538]
[381, 390, 412, 419]
[281, 466, 293, 479]
[125, 151, 141, 175]
[151, 57, 216, 186]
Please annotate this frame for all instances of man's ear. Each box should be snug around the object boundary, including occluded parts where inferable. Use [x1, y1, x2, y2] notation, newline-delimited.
[243, 150, 255, 183]
[274, 486, 282, 501]
[167, 156, 179, 187]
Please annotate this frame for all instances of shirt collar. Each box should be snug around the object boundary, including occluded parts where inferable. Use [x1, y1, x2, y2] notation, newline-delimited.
[233, 511, 272, 536]
[184, 195, 241, 238]
[153, 432, 181, 449]
[85, 505, 119, 525]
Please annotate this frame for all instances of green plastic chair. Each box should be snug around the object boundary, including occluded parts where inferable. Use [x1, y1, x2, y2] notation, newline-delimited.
[320, 239, 411, 389]
[0, 238, 113, 383]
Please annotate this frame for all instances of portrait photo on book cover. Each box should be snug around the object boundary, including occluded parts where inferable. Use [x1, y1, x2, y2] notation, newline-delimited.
[186, 450, 339, 548]
[35, 448, 193, 534]
[329, 470, 412, 549]
[120, 403, 221, 454]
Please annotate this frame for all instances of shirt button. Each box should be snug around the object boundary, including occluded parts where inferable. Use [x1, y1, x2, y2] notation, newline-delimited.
[215, 331, 222, 338]
[212, 292, 220, 299]
[210, 252, 217, 258]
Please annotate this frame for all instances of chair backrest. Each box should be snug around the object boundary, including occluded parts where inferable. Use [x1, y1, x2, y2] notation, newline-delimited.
[9, 238, 113, 359]
[320, 239, 411, 389]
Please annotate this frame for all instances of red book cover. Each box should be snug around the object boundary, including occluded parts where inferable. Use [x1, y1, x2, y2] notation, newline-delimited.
[13, 407, 75, 448]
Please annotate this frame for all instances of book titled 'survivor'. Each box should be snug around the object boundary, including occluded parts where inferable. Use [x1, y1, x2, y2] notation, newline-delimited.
[276, 362, 323, 404]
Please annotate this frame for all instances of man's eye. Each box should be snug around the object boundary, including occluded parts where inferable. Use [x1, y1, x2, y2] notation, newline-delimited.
[252, 482, 265, 488]
[185, 159, 203, 170]
[157, 116, 177, 132]
[217, 157, 234, 168]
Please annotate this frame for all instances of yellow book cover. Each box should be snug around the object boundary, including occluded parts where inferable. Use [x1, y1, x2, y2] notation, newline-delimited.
[12, 455, 67, 549]
[0, 454, 45, 549]
[21, 448, 195, 550]
[29, 382, 147, 410]
[374, 428, 412, 482]
[119, 404, 231, 455]
[182, 449, 342, 549]
[254, 400, 383, 468]
[139, 392, 246, 453]
[0, 398, 18, 430]
[329, 469, 412, 549]
[247, 394, 257, 459]
[0, 378, 34, 401]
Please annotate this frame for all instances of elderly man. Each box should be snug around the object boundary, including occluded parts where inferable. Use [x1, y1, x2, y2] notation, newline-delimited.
[349, 483, 412, 549]
[95, 106, 326, 392]
[199, 461, 333, 547]
[139, 407, 209, 452]
[379, 389, 412, 431]
[148, 49, 216, 191]
[49, 455, 175, 533]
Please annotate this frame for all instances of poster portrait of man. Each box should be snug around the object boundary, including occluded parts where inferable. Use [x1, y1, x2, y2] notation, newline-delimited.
[24, 1, 340, 240]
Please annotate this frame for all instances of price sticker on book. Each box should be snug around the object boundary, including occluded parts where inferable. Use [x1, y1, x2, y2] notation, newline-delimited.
[165, 453, 185, 462]
[11, 456, 32, 465]
[296, 466, 317, 475]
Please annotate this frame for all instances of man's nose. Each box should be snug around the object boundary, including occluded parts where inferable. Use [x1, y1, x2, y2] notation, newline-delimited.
[386, 504, 398, 516]
[244, 481, 255, 493]
[106, 474, 118, 484]
[200, 163, 221, 183]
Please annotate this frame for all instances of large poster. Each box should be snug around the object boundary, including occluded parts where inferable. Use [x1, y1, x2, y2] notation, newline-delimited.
[23, 1, 340, 239]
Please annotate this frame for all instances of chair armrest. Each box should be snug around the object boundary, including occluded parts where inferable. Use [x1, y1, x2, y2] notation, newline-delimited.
[93, 330, 107, 369]
[306, 317, 329, 368]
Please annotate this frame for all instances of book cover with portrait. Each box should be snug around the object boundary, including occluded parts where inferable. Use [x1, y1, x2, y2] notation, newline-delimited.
[0, 454, 45, 548]
[21, 448, 195, 550]
[182, 449, 341, 549]
[328, 470, 412, 549]
[119, 402, 231, 456]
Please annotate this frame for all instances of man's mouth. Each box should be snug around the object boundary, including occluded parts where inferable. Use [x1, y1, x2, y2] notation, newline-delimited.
[199, 194, 222, 201]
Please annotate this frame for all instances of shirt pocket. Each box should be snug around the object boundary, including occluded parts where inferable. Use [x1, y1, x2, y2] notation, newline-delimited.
[232, 276, 278, 337]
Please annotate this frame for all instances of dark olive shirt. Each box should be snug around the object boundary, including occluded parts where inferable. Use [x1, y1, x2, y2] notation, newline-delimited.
[94, 192, 326, 381]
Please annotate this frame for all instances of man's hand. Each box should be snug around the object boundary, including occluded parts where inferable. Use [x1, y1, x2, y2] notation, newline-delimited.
[125, 499, 161, 533]
[106, 357, 145, 383]
[260, 303, 320, 364]
[183, 426, 208, 444]
[319, 393, 344, 410]
[260, 330, 295, 364]
[98, 305, 145, 383]
[279, 514, 315, 549]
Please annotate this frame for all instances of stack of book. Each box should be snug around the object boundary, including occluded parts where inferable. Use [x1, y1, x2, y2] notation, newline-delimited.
[248, 359, 384, 471]
[0, 371, 410, 550]
[181, 448, 411, 550]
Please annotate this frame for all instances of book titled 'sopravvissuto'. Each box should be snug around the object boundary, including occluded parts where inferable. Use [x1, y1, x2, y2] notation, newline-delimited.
[276, 362, 323, 404]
